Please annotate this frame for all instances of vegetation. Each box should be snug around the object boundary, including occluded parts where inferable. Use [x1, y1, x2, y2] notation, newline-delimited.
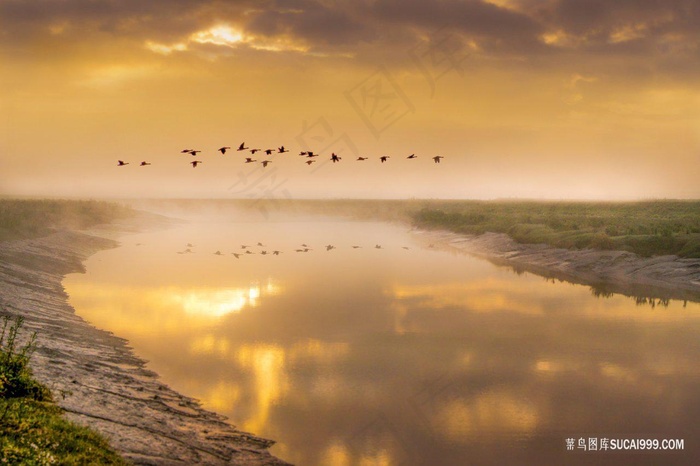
[410, 200, 700, 258]
[0, 199, 131, 242]
[0, 314, 128, 465]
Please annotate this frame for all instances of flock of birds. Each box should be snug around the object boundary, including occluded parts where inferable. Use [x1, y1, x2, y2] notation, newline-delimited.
[117, 142, 445, 168]
[173, 241, 425, 256]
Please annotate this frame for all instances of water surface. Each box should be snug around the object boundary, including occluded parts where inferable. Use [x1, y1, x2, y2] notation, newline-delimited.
[65, 217, 700, 465]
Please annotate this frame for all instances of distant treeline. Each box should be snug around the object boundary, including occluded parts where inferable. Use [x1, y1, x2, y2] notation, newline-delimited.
[0, 199, 131, 242]
[411, 200, 700, 258]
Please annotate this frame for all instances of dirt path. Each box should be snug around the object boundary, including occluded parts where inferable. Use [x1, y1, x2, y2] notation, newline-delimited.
[414, 230, 700, 303]
[0, 213, 290, 466]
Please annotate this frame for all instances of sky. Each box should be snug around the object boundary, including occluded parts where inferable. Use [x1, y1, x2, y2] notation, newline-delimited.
[1, 0, 699, 200]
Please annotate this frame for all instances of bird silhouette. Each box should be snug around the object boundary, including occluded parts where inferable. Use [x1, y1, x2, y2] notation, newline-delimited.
[278, 146, 289, 153]
[250, 148, 262, 154]
[261, 160, 272, 167]
[352, 245, 361, 249]
[264, 149, 274, 155]
[117, 160, 129, 166]
[214, 250, 223, 255]
[241, 245, 249, 249]
[407, 154, 417, 159]
[301, 244, 309, 247]
[219, 146, 231, 154]
[375, 244, 383, 249]
[306, 151, 318, 158]
[140, 161, 151, 166]
[260, 250, 268, 255]
[402, 246, 410, 250]
[187, 243, 194, 247]
[326, 245, 335, 251]
[257, 242, 265, 247]
[188, 150, 201, 156]
[191, 160, 203, 168]
[244, 158, 257, 163]
[331, 153, 341, 163]
[273, 250, 281, 255]
[237, 142, 248, 151]
[357, 157, 368, 161]
[232, 253, 241, 259]
[299, 151, 308, 156]
[433, 156, 444, 163]
[245, 250, 254, 255]
[306, 160, 316, 165]
[380, 156, 390, 163]
[180, 149, 193, 153]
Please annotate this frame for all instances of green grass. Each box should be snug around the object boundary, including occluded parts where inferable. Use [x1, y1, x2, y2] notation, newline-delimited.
[410, 200, 700, 258]
[0, 199, 132, 242]
[0, 315, 128, 465]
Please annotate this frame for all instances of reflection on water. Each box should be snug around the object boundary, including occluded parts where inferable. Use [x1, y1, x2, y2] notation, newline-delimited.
[64, 220, 700, 465]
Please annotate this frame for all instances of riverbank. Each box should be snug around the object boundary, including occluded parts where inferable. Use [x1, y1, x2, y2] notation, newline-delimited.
[0, 211, 289, 465]
[414, 229, 700, 303]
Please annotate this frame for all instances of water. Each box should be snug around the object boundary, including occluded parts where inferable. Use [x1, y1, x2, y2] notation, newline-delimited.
[64, 217, 700, 465]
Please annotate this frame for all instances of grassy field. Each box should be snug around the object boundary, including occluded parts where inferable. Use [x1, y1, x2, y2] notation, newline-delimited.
[0, 199, 132, 242]
[0, 315, 128, 465]
[410, 200, 700, 258]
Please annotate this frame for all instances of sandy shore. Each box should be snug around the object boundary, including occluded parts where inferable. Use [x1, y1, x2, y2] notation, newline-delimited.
[0, 212, 290, 466]
[414, 230, 700, 302]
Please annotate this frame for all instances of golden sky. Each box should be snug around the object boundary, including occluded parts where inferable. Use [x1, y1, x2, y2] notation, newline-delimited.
[1, 0, 699, 199]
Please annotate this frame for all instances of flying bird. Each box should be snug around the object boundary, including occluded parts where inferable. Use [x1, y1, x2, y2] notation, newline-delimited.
[433, 156, 444, 163]
[260, 250, 268, 255]
[306, 160, 316, 165]
[219, 146, 231, 154]
[188, 150, 201, 156]
[187, 243, 194, 247]
[232, 253, 241, 259]
[357, 157, 368, 161]
[214, 250, 223, 255]
[375, 244, 383, 249]
[278, 146, 289, 153]
[299, 151, 308, 156]
[261, 160, 272, 167]
[273, 251, 281, 256]
[181, 149, 193, 153]
[244, 158, 257, 163]
[140, 161, 151, 166]
[264, 149, 274, 155]
[407, 154, 417, 159]
[257, 242, 265, 247]
[250, 148, 262, 154]
[117, 160, 129, 166]
[326, 245, 335, 251]
[191, 160, 203, 168]
[380, 156, 390, 163]
[237, 142, 248, 151]
[331, 153, 341, 163]
[352, 245, 361, 249]
[306, 151, 318, 158]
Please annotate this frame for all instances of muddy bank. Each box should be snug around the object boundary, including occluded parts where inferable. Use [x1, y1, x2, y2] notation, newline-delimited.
[415, 230, 700, 303]
[0, 212, 290, 466]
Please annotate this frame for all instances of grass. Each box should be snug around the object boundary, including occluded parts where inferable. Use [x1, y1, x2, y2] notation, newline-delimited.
[0, 314, 128, 465]
[0, 199, 132, 243]
[410, 200, 700, 258]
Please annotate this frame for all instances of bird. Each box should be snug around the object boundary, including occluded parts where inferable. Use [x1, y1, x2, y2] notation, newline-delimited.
[232, 253, 241, 259]
[407, 154, 417, 159]
[191, 160, 203, 167]
[357, 157, 368, 161]
[295, 249, 305, 253]
[306, 151, 318, 158]
[219, 146, 231, 154]
[188, 150, 201, 156]
[278, 146, 289, 153]
[237, 142, 248, 151]
[264, 149, 274, 155]
[326, 245, 335, 251]
[402, 246, 410, 250]
[250, 148, 262, 154]
[183, 248, 192, 253]
[331, 153, 341, 163]
[433, 156, 444, 163]
[352, 245, 361, 249]
[273, 251, 281, 255]
[301, 244, 309, 247]
[214, 250, 223, 255]
[187, 243, 194, 247]
[244, 158, 257, 163]
[140, 161, 151, 166]
[302, 248, 312, 252]
[299, 151, 308, 156]
[245, 250, 254, 255]
[375, 244, 383, 249]
[261, 160, 272, 167]
[241, 245, 249, 249]
[260, 250, 268, 255]
[257, 242, 265, 247]
[180, 149, 193, 153]
[117, 160, 129, 166]
[380, 156, 390, 163]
